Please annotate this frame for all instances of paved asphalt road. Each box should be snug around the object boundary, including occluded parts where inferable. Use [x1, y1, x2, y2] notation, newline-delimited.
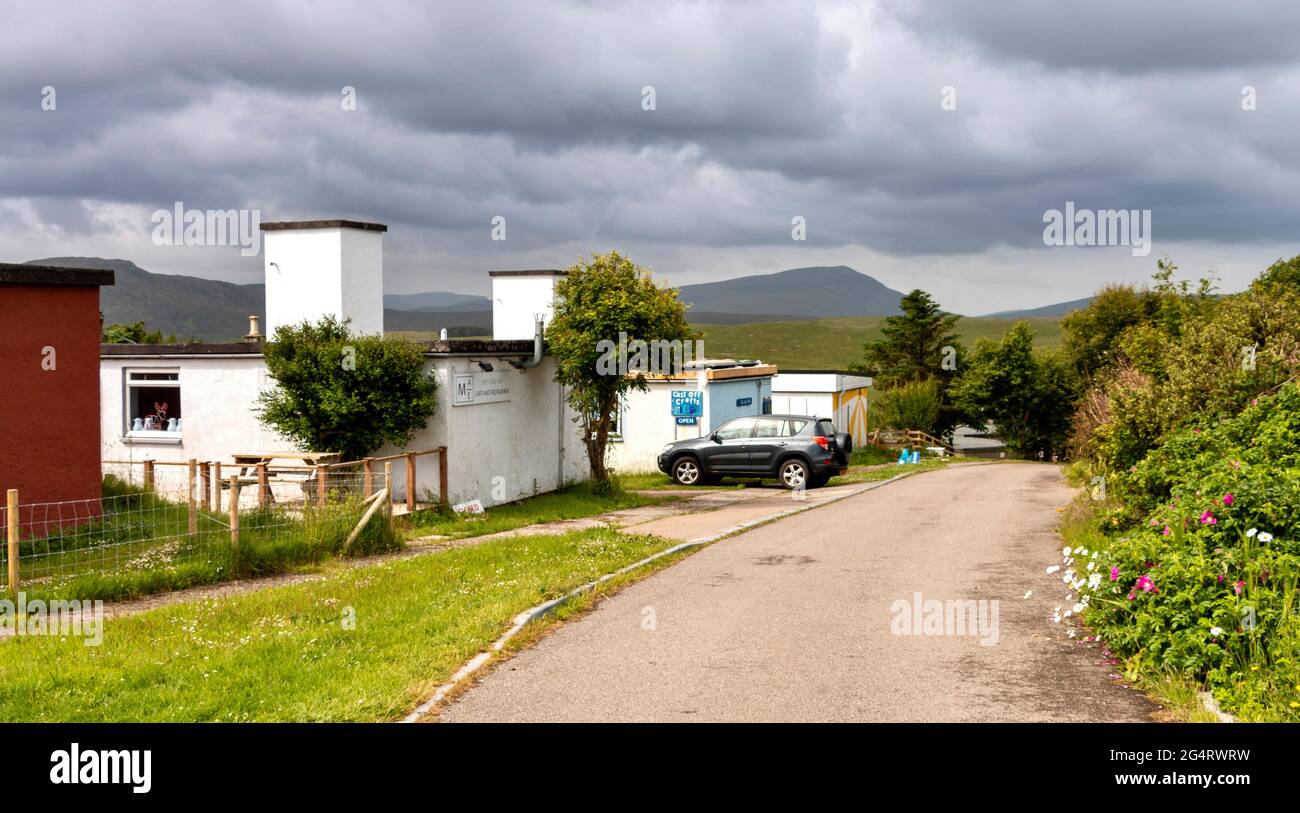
[440, 463, 1158, 722]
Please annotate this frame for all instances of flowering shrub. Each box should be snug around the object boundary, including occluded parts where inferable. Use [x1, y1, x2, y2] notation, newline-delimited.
[1063, 382, 1300, 720]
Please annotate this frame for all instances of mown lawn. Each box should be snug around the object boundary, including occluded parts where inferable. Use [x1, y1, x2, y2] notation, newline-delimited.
[0, 527, 676, 722]
[401, 481, 677, 539]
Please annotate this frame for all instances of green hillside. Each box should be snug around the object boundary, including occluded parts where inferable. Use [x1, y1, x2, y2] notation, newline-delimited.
[694, 315, 1063, 369]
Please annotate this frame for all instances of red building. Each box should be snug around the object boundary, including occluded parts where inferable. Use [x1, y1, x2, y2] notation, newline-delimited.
[0, 264, 115, 521]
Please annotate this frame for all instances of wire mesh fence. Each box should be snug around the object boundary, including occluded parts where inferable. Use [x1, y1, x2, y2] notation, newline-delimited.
[1, 465, 398, 603]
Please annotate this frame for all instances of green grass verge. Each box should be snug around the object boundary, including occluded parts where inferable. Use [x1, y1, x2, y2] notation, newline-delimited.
[0, 526, 677, 722]
[400, 480, 676, 540]
[15, 476, 400, 604]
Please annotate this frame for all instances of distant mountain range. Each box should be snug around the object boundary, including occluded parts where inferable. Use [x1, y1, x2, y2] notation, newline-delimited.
[26, 257, 1091, 341]
[382, 291, 490, 311]
[677, 265, 905, 318]
[28, 257, 490, 341]
[978, 296, 1095, 319]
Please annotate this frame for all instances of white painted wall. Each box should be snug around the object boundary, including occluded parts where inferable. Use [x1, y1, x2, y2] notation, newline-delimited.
[491, 274, 558, 340]
[263, 227, 384, 337]
[100, 355, 296, 493]
[607, 374, 774, 473]
[99, 353, 591, 505]
[606, 380, 708, 474]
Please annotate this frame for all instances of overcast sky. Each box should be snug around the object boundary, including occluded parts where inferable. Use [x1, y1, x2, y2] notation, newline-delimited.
[3, 0, 1299, 313]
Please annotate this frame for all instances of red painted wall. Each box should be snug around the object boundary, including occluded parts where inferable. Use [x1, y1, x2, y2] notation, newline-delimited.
[0, 284, 103, 529]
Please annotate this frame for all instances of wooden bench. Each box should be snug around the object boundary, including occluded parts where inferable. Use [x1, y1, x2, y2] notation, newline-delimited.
[228, 452, 342, 504]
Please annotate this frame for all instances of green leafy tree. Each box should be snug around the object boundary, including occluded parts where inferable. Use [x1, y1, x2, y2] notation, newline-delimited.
[853, 289, 963, 434]
[954, 321, 1079, 458]
[856, 289, 961, 386]
[256, 316, 438, 462]
[869, 379, 942, 434]
[549, 251, 693, 492]
[1060, 284, 1152, 378]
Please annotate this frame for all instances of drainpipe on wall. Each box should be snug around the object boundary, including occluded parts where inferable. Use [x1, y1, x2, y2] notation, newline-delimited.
[507, 317, 544, 370]
[557, 380, 566, 489]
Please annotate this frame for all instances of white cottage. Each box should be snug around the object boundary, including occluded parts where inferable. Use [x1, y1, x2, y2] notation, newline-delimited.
[99, 220, 590, 506]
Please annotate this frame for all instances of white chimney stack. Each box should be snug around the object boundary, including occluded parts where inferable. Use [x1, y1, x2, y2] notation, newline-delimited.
[261, 220, 387, 338]
[489, 270, 565, 340]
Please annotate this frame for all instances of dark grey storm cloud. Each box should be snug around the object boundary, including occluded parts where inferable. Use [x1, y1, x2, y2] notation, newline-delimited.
[1, 0, 1298, 307]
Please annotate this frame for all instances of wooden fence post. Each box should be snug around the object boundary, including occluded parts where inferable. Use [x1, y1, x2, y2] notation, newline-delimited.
[384, 462, 393, 519]
[316, 464, 328, 508]
[363, 458, 375, 499]
[257, 463, 269, 508]
[229, 476, 241, 551]
[405, 452, 416, 511]
[437, 446, 449, 508]
[212, 461, 222, 512]
[6, 489, 18, 597]
[199, 461, 211, 511]
[187, 459, 198, 535]
[142, 459, 155, 492]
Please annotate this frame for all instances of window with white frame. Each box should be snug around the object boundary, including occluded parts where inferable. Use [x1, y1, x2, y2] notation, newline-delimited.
[125, 370, 183, 437]
[588, 397, 625, 441]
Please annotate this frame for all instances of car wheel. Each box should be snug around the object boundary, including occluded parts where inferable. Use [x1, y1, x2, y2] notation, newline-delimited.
[778, 459, 809, 490]
[671, 456, 704, 486]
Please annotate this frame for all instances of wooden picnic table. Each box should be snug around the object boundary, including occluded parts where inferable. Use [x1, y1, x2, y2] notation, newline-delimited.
[232, 451, 342, 469]
[228, 452, 342, 502]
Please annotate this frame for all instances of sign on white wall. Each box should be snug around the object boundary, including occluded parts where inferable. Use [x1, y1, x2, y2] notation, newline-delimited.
[453, 371, 512, 406]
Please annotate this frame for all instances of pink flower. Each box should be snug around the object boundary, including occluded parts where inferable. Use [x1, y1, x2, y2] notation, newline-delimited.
[1110, 566, 1121, 582]
[1162, 526, 1171, 536]
[1136, 574, 1156, 593]
[1217, 574, 1225, 585]
[1222, 493, 1234, 507]
[1199, 510, 1217, 525]
[1234, 580, 1245, 596]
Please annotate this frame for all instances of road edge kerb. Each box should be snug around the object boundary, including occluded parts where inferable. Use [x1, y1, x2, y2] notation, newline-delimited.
[401, 461, 988, 722]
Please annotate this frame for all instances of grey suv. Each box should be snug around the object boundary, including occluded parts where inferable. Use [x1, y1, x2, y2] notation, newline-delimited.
[656, 415, 853, 489]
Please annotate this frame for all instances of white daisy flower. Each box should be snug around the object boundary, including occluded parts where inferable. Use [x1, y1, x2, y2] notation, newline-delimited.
[1259, 532, 1273, 543]
[1247, 528, 1258, 538]
[1210, 626, 1224, 636]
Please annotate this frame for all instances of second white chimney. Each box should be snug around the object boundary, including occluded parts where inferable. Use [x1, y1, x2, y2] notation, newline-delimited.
[490, 269, 565, 340]
[261, 219, 386, 338]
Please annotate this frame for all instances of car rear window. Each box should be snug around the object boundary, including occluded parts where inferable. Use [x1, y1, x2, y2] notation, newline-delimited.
[814, 420, 836, 436]
[785, 419, 809, 436]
